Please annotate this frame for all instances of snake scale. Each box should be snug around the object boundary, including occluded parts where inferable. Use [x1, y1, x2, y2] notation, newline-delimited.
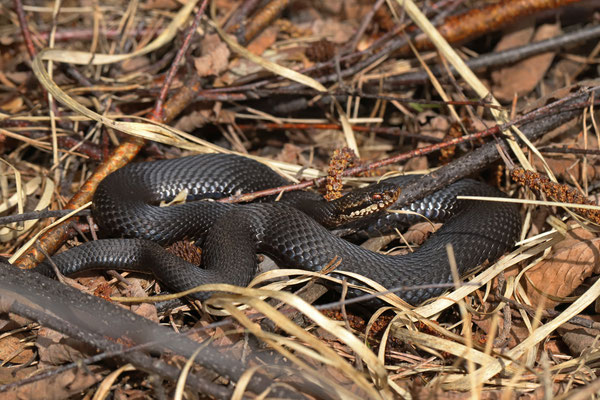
[35, 153, 521, 305]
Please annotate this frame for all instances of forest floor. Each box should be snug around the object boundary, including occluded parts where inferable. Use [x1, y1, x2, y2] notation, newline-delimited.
[0, 0, 600, 398]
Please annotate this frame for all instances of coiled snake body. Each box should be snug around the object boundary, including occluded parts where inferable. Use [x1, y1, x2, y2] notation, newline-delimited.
[36, 154, 521, 305]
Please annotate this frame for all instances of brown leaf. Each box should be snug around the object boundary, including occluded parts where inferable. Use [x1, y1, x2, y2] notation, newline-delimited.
[194, 34, 230, 77]
[558, 317, 600, 356]
[4, 72, 29, 85]
[0, 97, 24, 114]
[0, 365, 38, 385]
[174, 109, 212, 132]
[473, 310, 530, 349]
[128, 280, 159, 323]
[533, 152, 600, 183]
[523, 228, 600, 308]
[36, 328, 96, 366]
[360, 234, 397, 252]
[403, 155, 428, 172]
[114, 387, 148, 400]
[492, 23, 561, 101]
[131, 302, 159, 322]
[191, 315, 240, 347]
[275, 143, 307, 165]
[0, 333, 35, 365]
[310, 19, 355, 44]
[0, 313, 31, 332]
[402, 221, 441, 245]
[0, 366, 101, 400]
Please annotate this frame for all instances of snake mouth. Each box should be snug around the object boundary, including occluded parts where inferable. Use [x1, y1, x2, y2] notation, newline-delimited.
[336, 187, 401, 224]
[348, 199, 395, 218]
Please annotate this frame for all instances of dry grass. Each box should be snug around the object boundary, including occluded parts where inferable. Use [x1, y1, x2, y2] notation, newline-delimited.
[1, 0, 599, 398]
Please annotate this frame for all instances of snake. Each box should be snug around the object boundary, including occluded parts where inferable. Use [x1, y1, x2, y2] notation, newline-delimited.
[34, 153, 521, 305]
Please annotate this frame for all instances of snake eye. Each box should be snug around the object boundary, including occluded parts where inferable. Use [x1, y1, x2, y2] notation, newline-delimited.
[372, 193, 382, 201]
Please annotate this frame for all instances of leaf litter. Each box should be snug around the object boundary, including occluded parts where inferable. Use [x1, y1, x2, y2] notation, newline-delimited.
[0, 0, 599, 398]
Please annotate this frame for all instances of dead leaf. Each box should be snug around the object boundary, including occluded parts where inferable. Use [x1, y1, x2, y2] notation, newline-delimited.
[360, 234, 397, 252]
[523, 228, 600, 308]
[533, 152, 600, 184]
[402, 221, 441, 245]
[404, 155, 429, 172]
[114, 387, 148, 400]
[473, 312, 530, 350]
[275, 143, 307, 165]
[493, 22, 535, 53]
[526, 205, 551, 238]
[191, 314, 240, 347]
[492, 23, 561, 101]
[0, 313, 32, 332]
[128, 280, 159, 322]
[0, 97, 24, 113]
[36, 327, 96, 366]
[0, 366, 101, 400]
[0, 333, 35, 365]
[174, 109, 212, 132]
[194, 34, 230, 77]
[174, 107, 236, 132]
[558, 316, 600, 356]
[406, 113, 451, 170]
[4, 71, 29, 85]
[309, 19, 355, 44]
[0, 365, 37, 386]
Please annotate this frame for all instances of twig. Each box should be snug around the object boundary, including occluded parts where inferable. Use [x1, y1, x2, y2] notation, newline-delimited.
[238, 0, 289, 44]
[152, 0, 209, 122]
[347, 0, 386, 52]
[382, 24, 600, 87]
[14, 136, 145, 270]
[396, 0, 584, 56]
[192, 0, 588, 98]
[497, 295, 600, 331]
[538, 145, 600, 156]
[223, 0, 261, 32]
[0, 208, 91, 225]
[236, 122, 444, 142]
[219, 87, 595, 204]
[0, 268, 232, 398]
[15, 2, 212, 270]
[13, 0, 36, 60]
[394, 86, 595, 207]
[0, 263, 306, 399]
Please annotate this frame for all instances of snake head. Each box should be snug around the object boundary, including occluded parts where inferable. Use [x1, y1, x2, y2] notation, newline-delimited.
[326, 182, 401, 227]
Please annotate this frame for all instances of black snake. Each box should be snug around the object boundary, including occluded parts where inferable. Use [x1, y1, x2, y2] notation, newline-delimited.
[35, 153, 521, 305]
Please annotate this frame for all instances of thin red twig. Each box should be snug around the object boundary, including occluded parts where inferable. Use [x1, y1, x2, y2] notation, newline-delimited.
[218, 92, 594, 204]
[152, 0, 209, 122]
[13, 0, 36, 60]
